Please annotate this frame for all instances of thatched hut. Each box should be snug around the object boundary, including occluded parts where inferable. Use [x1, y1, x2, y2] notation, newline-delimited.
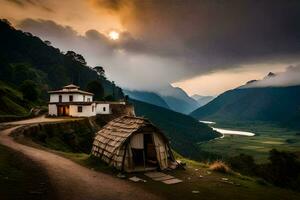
[91, 116, 176, 172]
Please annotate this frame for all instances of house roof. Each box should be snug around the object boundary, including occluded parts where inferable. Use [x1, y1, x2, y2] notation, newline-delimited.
[92, 116, 168, 163]
[48, 89, 94, 95]
[94, 101, 126, 104]
[48, 102, 94, 105]
[48, 84, 94, 95]
[63, 84, 79, 89]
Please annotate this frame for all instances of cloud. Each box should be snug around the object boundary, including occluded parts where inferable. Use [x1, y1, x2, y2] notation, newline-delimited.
[5, 0, 53, 12]
[242, 65, 300, 88]
[15, 0, 300, 92]
[18, 18, 185, 91]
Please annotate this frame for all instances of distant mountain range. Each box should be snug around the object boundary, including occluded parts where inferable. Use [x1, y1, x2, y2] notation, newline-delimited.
[124, 85, 200, 114]
[190, 80, 300, 129]
[191, 94, 215, 107]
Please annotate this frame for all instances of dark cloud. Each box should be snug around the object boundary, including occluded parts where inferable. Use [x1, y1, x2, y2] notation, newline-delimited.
[5, 0, 53, 12]
[16, 1, 300, 91]
[91, 0, 126, 11]
[93, 0, 300, 72]
[18, 18, 181, 90]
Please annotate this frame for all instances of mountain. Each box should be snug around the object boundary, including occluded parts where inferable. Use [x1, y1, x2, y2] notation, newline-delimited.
[157, 85, 200, 114]
[190, 85, 300, 129]
[130, 98, 220, 160]
[191, 94, 215, 108]
[0, 19, 123, 115]
[123, 89, 170, 109]
[124, 85, 200, 114]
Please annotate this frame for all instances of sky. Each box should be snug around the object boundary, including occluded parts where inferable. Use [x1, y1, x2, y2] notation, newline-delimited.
[1, 0, 300, 96]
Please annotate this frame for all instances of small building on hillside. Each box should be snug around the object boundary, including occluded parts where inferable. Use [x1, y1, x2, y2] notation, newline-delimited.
[91, 116, 177, 172]
[48, 84, 125, 117]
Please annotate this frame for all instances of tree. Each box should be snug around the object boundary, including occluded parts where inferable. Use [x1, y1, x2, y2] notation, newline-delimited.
[20, 80, 39, 102]
[65, 51, 87, 66]
[104, 95, 115, 101]
[44, 40, 51, 46]
[94, 66, 106, 78]
[86, 80, 104, 100]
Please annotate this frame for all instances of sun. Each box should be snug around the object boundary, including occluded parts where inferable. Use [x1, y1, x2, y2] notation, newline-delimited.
[108, 31, 119, 40]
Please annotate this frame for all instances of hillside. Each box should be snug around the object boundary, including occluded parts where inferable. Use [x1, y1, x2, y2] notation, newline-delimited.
[130, 99, 220, 160]
[0, 82, 29, 116]
[0, 19, 123, 115]
[123, 89, 170, 109]
[190, 86, 300, 129]
[191, 94, 215, 107]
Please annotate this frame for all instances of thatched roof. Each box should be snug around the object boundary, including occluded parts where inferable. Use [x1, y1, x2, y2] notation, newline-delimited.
[92, 115, 167, 165]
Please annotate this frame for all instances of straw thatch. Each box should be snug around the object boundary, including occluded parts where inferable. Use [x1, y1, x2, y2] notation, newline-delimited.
[91, 115, 175, 172]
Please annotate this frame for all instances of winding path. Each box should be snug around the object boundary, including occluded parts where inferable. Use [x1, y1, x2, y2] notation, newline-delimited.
[0, 117, 162, 200]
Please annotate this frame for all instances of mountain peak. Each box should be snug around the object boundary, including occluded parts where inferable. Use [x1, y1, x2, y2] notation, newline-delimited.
[264, 72, 276, 79]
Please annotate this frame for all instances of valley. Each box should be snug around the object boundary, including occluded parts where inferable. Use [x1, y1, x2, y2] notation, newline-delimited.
[199, 121, 300, 162]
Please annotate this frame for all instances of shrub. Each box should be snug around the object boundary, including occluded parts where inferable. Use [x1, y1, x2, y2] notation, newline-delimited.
[257, 149, 300, 190]
[20, 80, 39, 102]
[209, 161, 231, 173]
[228, 153, 257, 175]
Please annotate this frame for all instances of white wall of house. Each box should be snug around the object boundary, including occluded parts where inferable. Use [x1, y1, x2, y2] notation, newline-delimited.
[48, 104, 57, 116]
[96, 104, 111, 114]
[69, 104, 96, 117]
[49, 94, 93, 103]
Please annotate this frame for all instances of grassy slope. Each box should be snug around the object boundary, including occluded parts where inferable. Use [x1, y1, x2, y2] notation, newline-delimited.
[0, 145, 57, 200]
[130, 99, 220, 160]
[0, 81, 28, 116]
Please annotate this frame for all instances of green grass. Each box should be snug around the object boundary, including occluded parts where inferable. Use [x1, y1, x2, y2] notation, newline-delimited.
[0, 145, 56, 200]
[199, 122, 300, 163]
[0, 81, 29, 116]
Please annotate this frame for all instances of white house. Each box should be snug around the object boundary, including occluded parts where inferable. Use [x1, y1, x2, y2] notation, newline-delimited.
[48, 84, 125, 117]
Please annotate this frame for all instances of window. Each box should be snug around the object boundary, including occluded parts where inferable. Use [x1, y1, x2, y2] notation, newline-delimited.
[103, 107, 106, 111]
[59, 95, 62, 102]
[87, 98, 90, 102]
[83, 95, 85, 101]
[77, 106, 82, 112]
[92, 106, 94, 112]
[69, 95, 73, 102]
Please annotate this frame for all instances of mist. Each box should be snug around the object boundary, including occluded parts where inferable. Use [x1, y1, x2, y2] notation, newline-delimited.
[242, 65, 300, 88]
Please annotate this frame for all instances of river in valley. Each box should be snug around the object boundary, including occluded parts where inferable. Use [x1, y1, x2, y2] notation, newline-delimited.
[199, 121, 255, 137]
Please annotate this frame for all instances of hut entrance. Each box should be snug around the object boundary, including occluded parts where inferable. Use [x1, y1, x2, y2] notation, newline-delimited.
[131, 133, 158, 170]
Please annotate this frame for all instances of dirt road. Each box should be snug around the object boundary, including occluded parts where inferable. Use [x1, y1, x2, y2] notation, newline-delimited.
[0, 117, 162, 200]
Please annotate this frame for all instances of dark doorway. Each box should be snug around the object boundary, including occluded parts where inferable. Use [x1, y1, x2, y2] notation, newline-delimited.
[57, 105, 69, 116]
[132, 134, 158, 169]
[132, 149, 144, 166]
[144, 134, 158, 166]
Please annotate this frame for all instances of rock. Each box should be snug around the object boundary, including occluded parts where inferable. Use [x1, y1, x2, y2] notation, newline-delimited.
[117, 173, 126, 179]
